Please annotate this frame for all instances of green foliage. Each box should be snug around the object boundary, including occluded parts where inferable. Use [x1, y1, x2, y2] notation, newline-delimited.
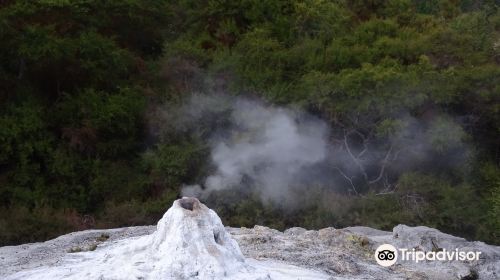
[142, 142, 206, 188]
[231, 28, 287, 95]
[1, 0, 499, 246]
[166, 0, 500, 244]
[0, 206, 74, 246]
[56, 88, 145, 157]
[491, 184, 500, 232]
[0, 99, 54, 206]
[427, 116, 467, 153]
[0, 0, 171, 245]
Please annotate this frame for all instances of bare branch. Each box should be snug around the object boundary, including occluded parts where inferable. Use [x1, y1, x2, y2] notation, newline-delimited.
[350, 129, 370, 158]
[343, 130, 369, 181]
[392, 148, 404, 161]
[368, 144, 393, 184]
[358, 146, 368, 158]
[375, 177, 398, 195]
[333, 166, 359, 196]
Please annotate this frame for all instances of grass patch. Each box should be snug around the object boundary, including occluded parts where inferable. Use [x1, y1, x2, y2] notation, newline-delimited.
[96, 233, 110, 242]
[68, 243, 98, 253]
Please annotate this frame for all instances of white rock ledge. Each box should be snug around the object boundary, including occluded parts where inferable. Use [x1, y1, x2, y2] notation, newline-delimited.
[1, 198, 499, 280]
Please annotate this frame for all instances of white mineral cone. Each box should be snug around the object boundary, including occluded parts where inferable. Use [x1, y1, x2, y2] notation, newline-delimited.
[5, 198, 331, 280]
[6, 198, 252, 280]
[149, 197, 247, 278]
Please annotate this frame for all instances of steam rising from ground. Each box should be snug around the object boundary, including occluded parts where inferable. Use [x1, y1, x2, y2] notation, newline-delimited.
[182, 97, 329, 203]
[169, 94, 472, 206]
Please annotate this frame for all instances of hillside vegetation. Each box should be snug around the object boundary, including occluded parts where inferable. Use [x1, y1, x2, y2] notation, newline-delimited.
[0, 0, 499, 245]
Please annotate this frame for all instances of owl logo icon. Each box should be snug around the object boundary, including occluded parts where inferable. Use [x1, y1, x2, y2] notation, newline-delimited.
[375, 244, 398, 267]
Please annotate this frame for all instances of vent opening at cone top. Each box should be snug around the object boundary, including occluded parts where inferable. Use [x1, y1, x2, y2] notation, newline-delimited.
[178, 197, 197, 211]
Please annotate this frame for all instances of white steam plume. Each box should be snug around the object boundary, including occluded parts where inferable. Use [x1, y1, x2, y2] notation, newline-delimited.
[182, 97, 329, 203]
[174, 94, 472, 206]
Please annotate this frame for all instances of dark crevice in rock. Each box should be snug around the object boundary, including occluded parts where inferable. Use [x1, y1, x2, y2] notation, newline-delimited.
[214, 230, 223, 245]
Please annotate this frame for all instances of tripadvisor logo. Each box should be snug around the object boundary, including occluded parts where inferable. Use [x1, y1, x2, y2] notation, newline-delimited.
[374, 244, 482, 267]
[375, 244, 398, 267]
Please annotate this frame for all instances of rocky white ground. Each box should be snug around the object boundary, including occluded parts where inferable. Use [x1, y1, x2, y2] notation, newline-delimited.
[1, 198, 499, 280]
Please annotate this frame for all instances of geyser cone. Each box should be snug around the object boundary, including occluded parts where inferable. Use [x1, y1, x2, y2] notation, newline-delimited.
[149, 197, 247, 279]
[4, 197, 360, 280]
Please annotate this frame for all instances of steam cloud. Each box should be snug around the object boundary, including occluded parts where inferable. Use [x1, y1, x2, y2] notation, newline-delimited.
[165, 93, 472, 206]
[181, 96, 329, 203]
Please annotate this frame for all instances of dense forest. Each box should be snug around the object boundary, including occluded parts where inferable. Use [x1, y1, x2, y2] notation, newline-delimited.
[0, 0, 499, 246]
